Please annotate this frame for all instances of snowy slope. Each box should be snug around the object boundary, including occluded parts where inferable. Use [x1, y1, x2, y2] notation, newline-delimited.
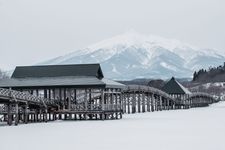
[0, 101, 225, 150]
[40, 31, 225, 79]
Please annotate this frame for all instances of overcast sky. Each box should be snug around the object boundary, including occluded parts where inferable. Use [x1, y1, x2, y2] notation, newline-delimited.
[0, 0, 225, 70]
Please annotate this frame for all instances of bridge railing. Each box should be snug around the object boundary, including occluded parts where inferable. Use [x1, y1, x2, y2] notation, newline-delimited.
[0, 88, 55, 107]
[123, 85, 174, 101]
[187, 92, 217, 102]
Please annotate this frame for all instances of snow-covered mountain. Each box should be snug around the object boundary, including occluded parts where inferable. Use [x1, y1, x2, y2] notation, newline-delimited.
[40, 31, 225, 80]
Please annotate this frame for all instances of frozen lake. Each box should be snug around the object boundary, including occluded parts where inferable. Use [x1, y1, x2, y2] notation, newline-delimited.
[0, 101, 225, 150]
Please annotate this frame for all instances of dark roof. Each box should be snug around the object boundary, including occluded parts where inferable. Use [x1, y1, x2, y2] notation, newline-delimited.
[161, 77, 191, 95]
[0, 64, 125, 89]
[11, 64, 104, 79]
[0, 76, 104, 88]
[0, 77, 125, 89]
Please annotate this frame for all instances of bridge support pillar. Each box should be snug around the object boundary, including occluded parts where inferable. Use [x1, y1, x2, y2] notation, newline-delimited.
[151, 94, 154, 112]
[132, 93, 136, 113]
[14, 103, 19, 126]
[7, 103, 13, 126]
[24, 104, 28, 124]
[142, 93, 146, 113]
[167, 100, 170, 110]
[34, 110, 38, 122]
[127, 94, 131, 114]
[159, 96, 162, 111]
[147, 94, 150, 112]
[137, 93, 141, 113]
[155, 95, 158, 111]
[44, 108, 48, 122]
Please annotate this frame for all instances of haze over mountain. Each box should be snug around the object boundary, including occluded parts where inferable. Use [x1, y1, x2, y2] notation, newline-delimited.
[40, 31, 225, 80]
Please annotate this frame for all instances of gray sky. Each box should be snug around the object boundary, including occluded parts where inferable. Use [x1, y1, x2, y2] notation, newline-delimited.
[0, 0, 225, 70]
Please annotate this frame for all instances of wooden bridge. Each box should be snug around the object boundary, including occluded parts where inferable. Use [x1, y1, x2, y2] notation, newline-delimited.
[122, 85, 217, 114]
[0, 85, 218, 126]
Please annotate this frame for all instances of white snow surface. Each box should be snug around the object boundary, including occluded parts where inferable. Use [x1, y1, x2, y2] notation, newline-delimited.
[1, 102, 225, 150]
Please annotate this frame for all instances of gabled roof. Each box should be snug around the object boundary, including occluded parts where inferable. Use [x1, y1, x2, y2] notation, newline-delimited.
[0, 77, 125, 89]
[162, 77, 192, 95]
[0, 76, 105, 88]
[11, 64, 104, 79]
[0, 64, 125, 89]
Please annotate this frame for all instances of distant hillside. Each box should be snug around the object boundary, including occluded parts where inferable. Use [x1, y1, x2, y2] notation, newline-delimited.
[193, 62, 225, 83]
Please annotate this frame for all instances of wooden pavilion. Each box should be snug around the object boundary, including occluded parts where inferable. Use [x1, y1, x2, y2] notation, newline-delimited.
[161, 77, 192, 108]
[0, 64, 125, 120]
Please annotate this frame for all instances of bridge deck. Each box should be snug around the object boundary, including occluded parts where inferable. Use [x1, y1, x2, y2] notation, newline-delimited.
[0, 86, 218, 126]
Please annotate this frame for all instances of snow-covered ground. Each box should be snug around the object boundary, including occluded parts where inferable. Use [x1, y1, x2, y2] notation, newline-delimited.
[1, 102, 225, 150]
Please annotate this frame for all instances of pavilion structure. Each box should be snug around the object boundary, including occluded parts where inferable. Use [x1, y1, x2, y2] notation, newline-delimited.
[161, 77, 192, 108]
[0, 64, 125, 121]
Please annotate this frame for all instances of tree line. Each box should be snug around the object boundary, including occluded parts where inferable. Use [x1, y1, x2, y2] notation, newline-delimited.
[193, 62, 225, 83]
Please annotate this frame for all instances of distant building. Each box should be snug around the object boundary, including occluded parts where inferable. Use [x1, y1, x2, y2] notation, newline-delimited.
[162, 77, 191, 106]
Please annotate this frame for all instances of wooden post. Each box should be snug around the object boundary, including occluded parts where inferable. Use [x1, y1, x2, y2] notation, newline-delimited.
[132, 93, 136, 113]
[151, 94, 155, 112]
[15, 103, 19, 125]
[147, 93, 150, 112]
[115, 89, 118, 119]
[121, 93, 126, 113]
[112, 89, 115, 112]
[167, 99, 170, 110]
[36, 89, 39, 97]
[59, 88, 62, 119]
[63, 88, 66, 110]
[44, 89, 47, 98]
[101, 89, 105, 120]
[127, 94, 130, 114]
[155, 95, 158, 111]
[159, 96, 162, 111]
[85, 89, 88, 111]
[7, 103, 13, 126]
[24, 103, 28, 124]
[74, 89, 76, 103]
[48, 89, 51, 99]
[120, 92, 123, 113]
[124, 94, 126, 113]
[34, 110, 38, 122]
[142, 93, 146, 112]
[68, 89, 72, 120]
[53, 88, 56, 100]
[162, 98, 165, 110]
[44, 108, 48, 122]
[111, 89, 113, 110]
[138, 93, 141, 113]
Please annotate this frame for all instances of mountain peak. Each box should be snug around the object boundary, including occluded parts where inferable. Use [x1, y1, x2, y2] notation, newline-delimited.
[87, 30, 197, 53]
[40, 31, 225, 80]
